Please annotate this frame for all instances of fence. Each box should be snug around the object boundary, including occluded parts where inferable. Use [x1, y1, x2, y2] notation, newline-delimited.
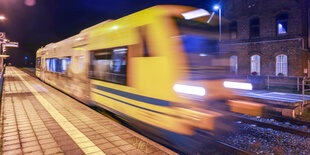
[230, 75, 309, 91]
[302, 77, 310, 114]
[0, 67, 5, 104]
[231, 75, 310, 114]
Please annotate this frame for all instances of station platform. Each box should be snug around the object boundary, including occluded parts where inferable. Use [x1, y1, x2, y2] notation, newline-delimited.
[234, 89, 310, 117]
[0, 67, 176, 155]
[235, 89, 310, 107]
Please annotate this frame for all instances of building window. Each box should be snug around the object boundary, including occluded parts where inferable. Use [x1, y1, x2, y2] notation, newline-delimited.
[250, 17, 260, 38]
[276, 54, 288, 76]
[276, 13, 288, 35]
[251, 55, 260, 75]
[230, 55, 238, 75]
[90, 47, 127, 85]
[229, 21, 237, 39]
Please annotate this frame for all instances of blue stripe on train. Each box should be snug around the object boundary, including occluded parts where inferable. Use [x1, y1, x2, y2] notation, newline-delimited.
[92, 91, 165, 114]
[95, 85, 170, 106]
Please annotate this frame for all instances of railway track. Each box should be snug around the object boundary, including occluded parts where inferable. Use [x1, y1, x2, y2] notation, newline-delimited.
[262, 113, 310, 127]
[233, 114, 310, 138]
[214, 141, 252, 155]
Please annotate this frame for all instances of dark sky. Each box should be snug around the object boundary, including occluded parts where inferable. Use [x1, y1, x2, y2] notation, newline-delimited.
[0, 0, 219, 67]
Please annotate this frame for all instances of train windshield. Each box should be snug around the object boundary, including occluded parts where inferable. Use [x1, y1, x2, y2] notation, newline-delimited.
[174, 17, 229, 80]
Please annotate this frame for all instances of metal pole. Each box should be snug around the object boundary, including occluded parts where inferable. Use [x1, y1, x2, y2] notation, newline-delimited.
[302, 77, 305, 115]
[219, 8, 221, 42]
[0, 42, 3, 70]
[297, 77, 299, 91]
[267, 75, 270, 90]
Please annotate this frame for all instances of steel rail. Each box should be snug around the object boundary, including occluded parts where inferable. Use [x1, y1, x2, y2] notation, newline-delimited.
[234, 115, 310, 138]
[214, 141, 252, 155]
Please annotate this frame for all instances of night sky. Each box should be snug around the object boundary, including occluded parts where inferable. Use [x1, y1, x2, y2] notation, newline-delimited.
[0, 0, 219, 67]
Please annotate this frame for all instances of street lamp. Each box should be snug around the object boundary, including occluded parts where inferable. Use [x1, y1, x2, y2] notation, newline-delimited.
[0, 15, 6, 21]
[213, 5, 221, 41]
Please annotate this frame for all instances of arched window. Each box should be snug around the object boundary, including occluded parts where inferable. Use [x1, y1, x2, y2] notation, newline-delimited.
[229, 21, 237, 39]
[250, 17, 260, 38]
[230, 55, 238, 75]
[276, 54, 288, 76]
[251, 55, 260, 75]
[276, 13, 288, 35]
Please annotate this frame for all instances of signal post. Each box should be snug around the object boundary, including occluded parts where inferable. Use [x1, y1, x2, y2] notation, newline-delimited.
[0, 32, 18, 70]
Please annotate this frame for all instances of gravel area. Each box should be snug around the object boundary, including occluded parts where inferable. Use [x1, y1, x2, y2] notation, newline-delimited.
[223, 123, 310, 154]
[240, 114, 310, 133]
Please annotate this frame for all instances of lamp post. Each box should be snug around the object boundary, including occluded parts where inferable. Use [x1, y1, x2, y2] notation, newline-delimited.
[213, 5, 221, 42]
[0, 15, 7, 70]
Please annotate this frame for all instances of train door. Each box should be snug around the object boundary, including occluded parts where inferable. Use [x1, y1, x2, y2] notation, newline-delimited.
[35, 57, 41, 77]
[40, 56, 46, 81]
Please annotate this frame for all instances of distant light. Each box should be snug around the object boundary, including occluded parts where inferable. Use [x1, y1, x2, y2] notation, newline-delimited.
[24, 0, 36, 7]
[181, 9, 210, 20]
[25, 56, 28, 60]
[0, 15, 6, 20]
[173, 84, 206, 96]
[75, 37, 83, 41]
[213, 5, 220, 11]
[278, 23, 287, 34]
[112, 26, 118, 30]
[223, 81, 253, 90]
[199, 53, 208, 57]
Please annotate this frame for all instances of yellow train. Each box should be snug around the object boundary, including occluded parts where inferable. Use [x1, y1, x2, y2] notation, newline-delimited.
[36, 5, 260, 153]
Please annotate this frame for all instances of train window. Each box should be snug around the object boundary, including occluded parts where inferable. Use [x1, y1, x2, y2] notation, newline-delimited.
[36, 57, 41, 68]
[46, 59, 51, 71]
[174, 17, 229, 80]
[174, 17, 219, 55]
[50, 58, 58, 72]
[59, 57, 71, 74]
[90, 47, 127, 85]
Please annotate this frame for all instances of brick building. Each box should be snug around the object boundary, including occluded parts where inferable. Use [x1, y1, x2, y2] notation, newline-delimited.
[220, 0, 310, 76]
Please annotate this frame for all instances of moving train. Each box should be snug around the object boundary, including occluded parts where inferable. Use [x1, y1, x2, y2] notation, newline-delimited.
[36, 5, 262, 153]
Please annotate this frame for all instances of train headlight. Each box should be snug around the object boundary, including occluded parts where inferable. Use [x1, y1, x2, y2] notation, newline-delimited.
[173, 84, 206, 96]
[223, 81, 253, 90]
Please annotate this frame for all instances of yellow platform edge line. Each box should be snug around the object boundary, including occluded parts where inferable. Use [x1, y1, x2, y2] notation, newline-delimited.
[14, 69, 105, 155]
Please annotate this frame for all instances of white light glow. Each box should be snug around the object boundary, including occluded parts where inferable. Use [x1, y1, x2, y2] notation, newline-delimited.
[199, 53, 208, 57]
[173, 84, 206, 96]
[75, 37, 83, 41]
[0, 15, 6, 20]
[181, 9, 210, 20]
[213, 5, 220, 10]
[112, 26, 118, 30]
[223, 81, 253, 90]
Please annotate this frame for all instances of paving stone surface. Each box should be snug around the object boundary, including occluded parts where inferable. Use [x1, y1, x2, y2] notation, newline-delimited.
[0, 67, 177, 155]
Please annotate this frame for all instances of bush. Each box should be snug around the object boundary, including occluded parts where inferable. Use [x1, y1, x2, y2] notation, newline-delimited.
[251, 72, 258, 76]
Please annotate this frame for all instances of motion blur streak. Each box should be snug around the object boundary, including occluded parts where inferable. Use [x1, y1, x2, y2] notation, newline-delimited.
[223, 81, 253, 90]
[173, 84, 206, 96]
[181, 8, 210, 20]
